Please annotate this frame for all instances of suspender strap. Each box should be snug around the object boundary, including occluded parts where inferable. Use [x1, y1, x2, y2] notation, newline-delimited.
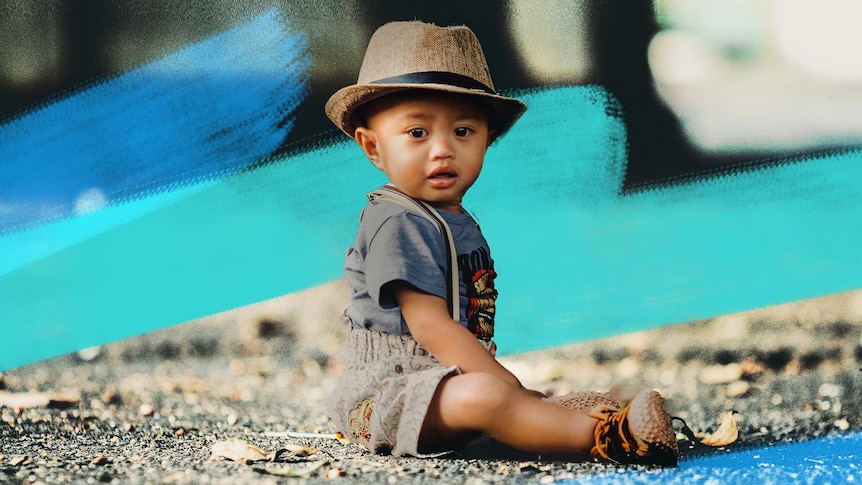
[367, 184, 460, 322]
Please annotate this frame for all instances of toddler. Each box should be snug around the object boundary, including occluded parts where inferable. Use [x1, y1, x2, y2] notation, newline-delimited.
[324, 20, 678, 466]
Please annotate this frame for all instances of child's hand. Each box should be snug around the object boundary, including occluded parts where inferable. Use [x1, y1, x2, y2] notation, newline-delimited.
[394, 282, 523, 388]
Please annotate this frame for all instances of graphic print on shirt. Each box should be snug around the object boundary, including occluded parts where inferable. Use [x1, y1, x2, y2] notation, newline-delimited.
[458, 247, 497, 341]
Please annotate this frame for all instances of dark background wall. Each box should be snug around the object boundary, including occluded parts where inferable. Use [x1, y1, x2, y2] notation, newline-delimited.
[1, 0, 850, 189]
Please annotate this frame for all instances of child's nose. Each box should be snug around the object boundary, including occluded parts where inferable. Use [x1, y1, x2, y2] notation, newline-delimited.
[429, 135, 455, 159]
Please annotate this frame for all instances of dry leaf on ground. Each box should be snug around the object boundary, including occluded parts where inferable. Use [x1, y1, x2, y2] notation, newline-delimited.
[211, 438, 319, 464]
[282, 443, 318, 457]
[699, 411, 739, 447]
[211, 438, 273, 464]
[674, 411, 740, 447]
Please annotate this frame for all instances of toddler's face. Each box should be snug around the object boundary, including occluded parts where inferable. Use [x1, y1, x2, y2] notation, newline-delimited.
[354, 92, 492, 214]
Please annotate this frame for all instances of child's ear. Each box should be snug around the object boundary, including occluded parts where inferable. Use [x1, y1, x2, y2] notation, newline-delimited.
[354, 127, 384, 170]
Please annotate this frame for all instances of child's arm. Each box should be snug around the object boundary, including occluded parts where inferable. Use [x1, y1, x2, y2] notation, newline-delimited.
[392, 282, 524, 389]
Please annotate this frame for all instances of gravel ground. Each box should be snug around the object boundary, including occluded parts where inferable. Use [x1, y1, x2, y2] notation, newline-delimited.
[2, 281, 861, 484]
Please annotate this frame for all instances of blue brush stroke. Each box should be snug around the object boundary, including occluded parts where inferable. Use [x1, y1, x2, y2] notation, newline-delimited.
[570, 432, 862, 484]
[0, 7, 310, 236]
[2, 86, 862, 370]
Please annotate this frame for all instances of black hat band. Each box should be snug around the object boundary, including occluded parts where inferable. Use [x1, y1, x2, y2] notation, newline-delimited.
[371, 71, 496, 95]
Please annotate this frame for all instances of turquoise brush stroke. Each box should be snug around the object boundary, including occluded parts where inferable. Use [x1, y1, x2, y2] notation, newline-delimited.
[0, 7, 310, 235]
[571, 432, 862, 484]
[0, 181, 217, 276]
[2, 85, 862, 370]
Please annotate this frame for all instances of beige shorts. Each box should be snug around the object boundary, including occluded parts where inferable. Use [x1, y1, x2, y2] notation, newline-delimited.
[325, 328, 459, 457]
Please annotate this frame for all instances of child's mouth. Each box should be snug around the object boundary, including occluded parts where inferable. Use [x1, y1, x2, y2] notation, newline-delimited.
[428, 170, 458, 188]
[429, 168, 457, 179]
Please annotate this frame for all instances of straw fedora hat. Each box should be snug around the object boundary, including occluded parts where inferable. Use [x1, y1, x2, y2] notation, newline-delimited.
[325, 21, 527, 142]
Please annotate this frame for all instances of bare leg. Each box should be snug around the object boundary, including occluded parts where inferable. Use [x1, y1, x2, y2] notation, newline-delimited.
[419, 372, 598, 454]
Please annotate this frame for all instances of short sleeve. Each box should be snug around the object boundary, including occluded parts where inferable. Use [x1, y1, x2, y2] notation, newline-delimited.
[365, 211, 449, 309]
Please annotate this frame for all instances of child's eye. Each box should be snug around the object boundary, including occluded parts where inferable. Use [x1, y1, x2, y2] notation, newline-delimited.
[409, 128, 428, 138]
[454, 127, 472, 137]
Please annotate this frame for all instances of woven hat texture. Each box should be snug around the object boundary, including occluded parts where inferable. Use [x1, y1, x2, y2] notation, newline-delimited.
[325, 21, 526, 141]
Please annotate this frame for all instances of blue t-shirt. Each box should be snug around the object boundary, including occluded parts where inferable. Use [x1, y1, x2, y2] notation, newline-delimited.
[343, 198, 497, 341]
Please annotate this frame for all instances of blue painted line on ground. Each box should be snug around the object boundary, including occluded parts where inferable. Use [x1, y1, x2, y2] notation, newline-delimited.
[0, 7, 310, 236]
[570, 432, 862, 484]
[2, 86, 862, 370]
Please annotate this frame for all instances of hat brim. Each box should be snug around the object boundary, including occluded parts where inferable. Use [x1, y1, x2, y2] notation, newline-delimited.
[325, 83, 527, 143]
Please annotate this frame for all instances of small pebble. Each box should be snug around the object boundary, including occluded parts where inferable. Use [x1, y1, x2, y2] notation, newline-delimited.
[101, 391, 122, 405]
[76, 346, 101, 362]
[326, 467, 345, 479]
[699, 364, 742, 384]
[139, 404, 154, 417]
[229, 359, 246, 376]
[726, 380, 750, 398]
[739, 357, 764, 378]
[91, 455, 108, 466]
[615, 358, 640, 379]
[818, 383, 842, 398]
